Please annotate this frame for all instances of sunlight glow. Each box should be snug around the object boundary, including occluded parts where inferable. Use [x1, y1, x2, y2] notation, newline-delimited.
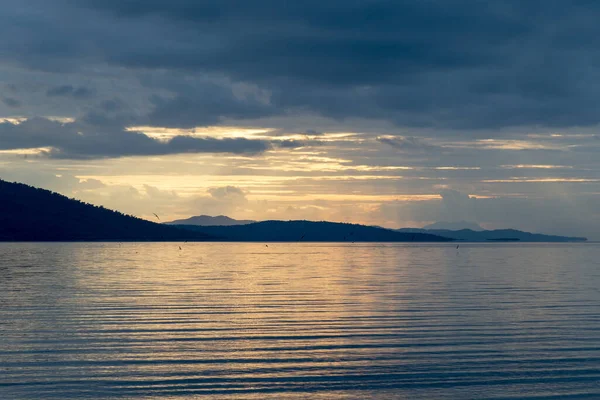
[433, 167, 481, 170]
[501, 165, 573, 169]
[127, 125, 274, 140]
[0, 147, 52, 155]
[482, 178, 600, 183]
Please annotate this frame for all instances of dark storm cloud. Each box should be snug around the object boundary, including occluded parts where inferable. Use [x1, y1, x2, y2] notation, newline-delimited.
[2, 0, 600, 130]
[76, 0, 522, 82]
[0, 118, 271, 159]
[69, 0, 600, 128]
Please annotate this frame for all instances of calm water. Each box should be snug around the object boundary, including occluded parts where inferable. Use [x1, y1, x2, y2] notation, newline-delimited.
[1, 243, 599, 399]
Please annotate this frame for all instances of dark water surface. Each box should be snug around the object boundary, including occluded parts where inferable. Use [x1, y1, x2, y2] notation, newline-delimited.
[1, 242, 599, 399]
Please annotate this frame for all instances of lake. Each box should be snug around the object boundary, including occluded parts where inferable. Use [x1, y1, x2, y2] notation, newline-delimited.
[1, 242, 599, 399]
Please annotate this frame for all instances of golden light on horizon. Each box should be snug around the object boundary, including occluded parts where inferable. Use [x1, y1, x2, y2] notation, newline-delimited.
[0, 147, 52, 155]
[500, 164, 574, 169]
[126, 125, 275, 140]
[482, 178, 600, 183]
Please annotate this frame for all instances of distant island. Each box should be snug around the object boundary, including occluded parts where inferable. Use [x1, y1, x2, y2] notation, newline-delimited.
[422, 220, 484, 231]
[165, 215, 255, 226]
[396, 228, 586, 243]
[0, 179, 588, 242]
[174, 220, 452, 242]
[170, 215, 587, 243]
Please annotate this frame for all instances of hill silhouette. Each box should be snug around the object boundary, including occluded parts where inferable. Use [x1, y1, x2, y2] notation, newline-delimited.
[165, 215, 255, 226]
[396, 228, 586, 242]
[423, 221, 484, 231]
[0, 179, 213, 241]
[2, 179, 586, 243]
[175, 220, 452, 242]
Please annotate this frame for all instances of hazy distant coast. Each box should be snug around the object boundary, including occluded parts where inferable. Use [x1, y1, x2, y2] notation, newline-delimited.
[0, 180, 587, 242]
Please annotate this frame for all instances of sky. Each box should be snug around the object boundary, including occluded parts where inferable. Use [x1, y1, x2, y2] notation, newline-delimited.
[1, 0, 600, 239]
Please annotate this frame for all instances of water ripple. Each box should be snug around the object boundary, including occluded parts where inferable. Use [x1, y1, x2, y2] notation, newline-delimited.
[1, 242, 599, 399]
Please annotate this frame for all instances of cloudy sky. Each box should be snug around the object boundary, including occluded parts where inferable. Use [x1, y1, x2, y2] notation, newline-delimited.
[1, 0, 600, 238]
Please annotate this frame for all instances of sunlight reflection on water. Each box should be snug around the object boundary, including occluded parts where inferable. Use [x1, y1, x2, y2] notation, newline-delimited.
[1, 242, 599, 399]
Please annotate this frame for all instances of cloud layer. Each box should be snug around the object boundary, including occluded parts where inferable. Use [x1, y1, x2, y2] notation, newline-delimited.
[1, 1, 600, 237]
[1, 1, 600, 131]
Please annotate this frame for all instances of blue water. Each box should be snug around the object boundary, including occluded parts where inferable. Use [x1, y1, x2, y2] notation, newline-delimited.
[1, 242, 599, 399]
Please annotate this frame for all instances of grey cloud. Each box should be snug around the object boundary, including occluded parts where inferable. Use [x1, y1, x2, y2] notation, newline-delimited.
[2, 97, 21, 108]
[46, 85, 95, 98]
[164, 136, 271, 157]
[186, 186, 249, 216]
[1, 1, 599, 130]
[78, 178, 106, 190]
[439, 189, 478, 223]
[143, 184, 178, 200]
[377, 189, 600, 239]
[99, 99, 122, 112]
[377, 136, 440, 152]
[304, 129, 322, 136]
[0, 117, 271, 159]
[208, 186, 246, 200]
[0, 0, 600, 240]
[80, 109, 138, 129]
[0, 170, 103, 194]
[76, 0, 520, 82]
[145, 87, 275, 128]
[276, 139, 323, 149]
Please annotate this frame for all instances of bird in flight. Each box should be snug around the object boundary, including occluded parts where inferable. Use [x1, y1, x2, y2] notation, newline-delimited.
[153, 213, 160, 221]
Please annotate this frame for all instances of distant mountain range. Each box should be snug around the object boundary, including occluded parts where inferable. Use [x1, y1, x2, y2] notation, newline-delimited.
[0, 179, 589, 242]
[396, 228, 586, 242]
[174, 220, 452, 242]
[0, 180, 213, 241]
[165, 215, 255, 226]
[422, 220, 484, 231]
[170, 215, 586, 242]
